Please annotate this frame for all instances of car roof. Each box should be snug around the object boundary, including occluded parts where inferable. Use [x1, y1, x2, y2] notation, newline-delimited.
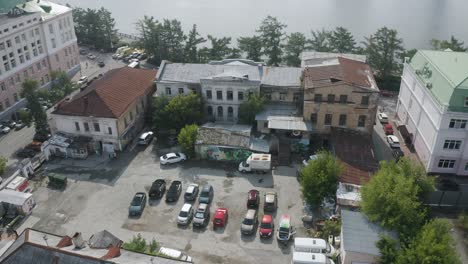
[245, 209, 256, 219]
[388, 135, 399, 142]
[380, 113, 388, 117]
[181, 203, 192, 211]
[248, 189, 259, 199]
[186, 185, 196, 193]
[265, 192, 276, 203]
[166, 153, 177, 158]
[384, 124, 393, 128]
[202, 184, 212, 192]
[262, 214, 273, 223]
[197, 203, 208, 211]
[139, 132, 153, 139]
[279, 214, 291, 228]
[294, 237, 327, 248]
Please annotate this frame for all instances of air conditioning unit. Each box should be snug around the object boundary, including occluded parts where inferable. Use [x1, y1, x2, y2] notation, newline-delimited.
[426, 82, 432, 89]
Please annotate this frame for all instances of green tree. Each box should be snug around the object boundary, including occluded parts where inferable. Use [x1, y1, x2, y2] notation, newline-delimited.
[431, 36, 467, 52]
[237, 36, 263, 62]
[238, 93, 266, 124]
[300, 151, 342, 206]
[72, 7, 118, 50]
[21, 80, 49, 136]
[376, 235, 399, 264]
[148, 238, 159, 254]
[17, 109, 31, 126]
[206, 35, 233, 61]
[397, 219, 460, 264]
[320, 219, 341, 240]
[283, 32, 307, 67]
[361, 159, 433, 239]
[309, 29, 331, 52]
[0, 156, 7, 176]
[184, 24, 206, 63]
[152, 96, 170, 130]
[328, 27, 356, 53]
[178, 124, 199, 158]
[137, 16, 163, 64]
[400, 48, 418, 62]
[257, 16, 286, 66]
[122, 234, 147, 252]
[48, 71, 77, 103]
[363, 27, 404, 81]
[154, 93, 204, 131]
[160, 19, 186, 62]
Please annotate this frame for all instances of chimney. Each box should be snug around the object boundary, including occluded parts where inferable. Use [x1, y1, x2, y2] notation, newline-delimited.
[56, 236, 73, 248]
[101, 245, 121, 260]
[71, 232, 86, 249]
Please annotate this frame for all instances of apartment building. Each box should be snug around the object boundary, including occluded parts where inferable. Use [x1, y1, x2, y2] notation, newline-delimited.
[0, 0, 80, 120]
[396, 50, 468, 176]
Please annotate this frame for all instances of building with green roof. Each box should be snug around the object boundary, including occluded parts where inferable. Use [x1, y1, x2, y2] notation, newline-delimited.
[396, 50, 468, 176]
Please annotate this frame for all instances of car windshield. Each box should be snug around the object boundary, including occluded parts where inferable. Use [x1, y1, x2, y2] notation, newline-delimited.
[175, 153, 180, 157]
[195, 212, 204, 218]
[162, 154, 168, 159]
[200, 191, 209, 197]
[131, 196, 141, 206]
[243, 218, 254, 225]
[279, 227, 289, 236]
[179, 211, 188, 217]
[260, 222, 272, 229]
[215, 219, 222, 223]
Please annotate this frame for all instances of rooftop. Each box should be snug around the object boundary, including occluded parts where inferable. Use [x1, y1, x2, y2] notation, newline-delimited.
[196, 122, 252, 148]
[17, 0, 71, 19]
[262, 66, 302, 87]
[301, 51, 366, 67]
[53, 67, 156, 118]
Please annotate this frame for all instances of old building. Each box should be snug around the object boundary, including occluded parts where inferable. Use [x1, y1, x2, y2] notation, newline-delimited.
[396, 50, 468, 176]
[0, 0, 80, 121]
[302, 57, 379, 135]
[50, 67, 156, 153]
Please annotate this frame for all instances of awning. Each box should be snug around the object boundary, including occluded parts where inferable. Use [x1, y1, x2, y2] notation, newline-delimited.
[268, 117, 312, 131]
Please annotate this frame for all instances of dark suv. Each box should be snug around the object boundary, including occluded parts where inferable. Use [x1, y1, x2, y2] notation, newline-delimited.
[149, 179, 166, 199]
[247, 190, 260, 208]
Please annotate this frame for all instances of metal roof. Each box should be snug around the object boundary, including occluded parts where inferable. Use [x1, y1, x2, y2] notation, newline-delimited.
[268, 117, 312, 131]
[0, 189, 32, 205]
[341, 209, 397, 256]
[262, 67, 302, 87]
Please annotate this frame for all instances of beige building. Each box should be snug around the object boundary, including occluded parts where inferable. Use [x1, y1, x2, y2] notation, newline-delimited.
[303, 57, 379, 134]
[0, 0, 80, 121]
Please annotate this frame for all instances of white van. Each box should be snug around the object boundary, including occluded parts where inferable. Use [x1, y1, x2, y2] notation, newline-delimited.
[294, 238, 336, 257]
[158, 247, 192, 262]
[138, 131, 154, 145]
[292, 252, 334, 264]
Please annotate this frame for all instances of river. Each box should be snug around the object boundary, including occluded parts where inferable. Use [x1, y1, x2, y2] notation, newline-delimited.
[59, 0, 468, 49]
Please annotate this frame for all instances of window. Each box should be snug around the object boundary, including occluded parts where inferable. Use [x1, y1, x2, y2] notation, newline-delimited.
[6, 40, 11, 48]
[443, 140, 462, 150]
[4, 62, 10, 71]
[227, 91, 233, 101]
[217, 106, 223, 118]
[206, 90, 212, 99]
[21, 34, 26, 41]
[314, 94, 322, 103]
[49, 24, 54, 34]
[74, 122, 80, 131]
[5, 99, 10, 107]
[339, 114, 347, 126]
[228, 106, 233, 118]
[0, 42, 4, 50]
[449, 119, 467, 129]
[10, 59, 16, 68]
[36, 62, 41, 70]
[33, 48, 37, 56]
[310, 113, 317, 124]
[238, 91, 244, 101]
[438, 159, 455, 169]
[0, 83, 5, 91]
[324, 114, 332, 125]
[293, 92, 300, 102]
[278, 92, 286, 101]
[178, 88, 184, 94]
[124, 118, 128, 127]
[165, 87, 171, 95]
[263, 121, 268, 128]
[264, 93, 271, 100]
[19, 55, 24, 63]
[327, 94, 335, 103]
[465, 97, 468, 107]
[51, 38, 56, 48]
[217, 91, 223, 100]
[13, 93, 18, 102]
[361, 95, 369, 105]
[93, 122, 100, 132]
[55, 54, 59, 62]
[358, 115, 366, 127]
[207, 106, 213, 116]
[130, 111, 133, 121]
[339, 95, 347, 104]
[35, 28, 39, 36]
[15, 36, 20, 44]
[83, 122, 90, 132]
[108, 127, 112, 135]
[25, 52, 30, 61]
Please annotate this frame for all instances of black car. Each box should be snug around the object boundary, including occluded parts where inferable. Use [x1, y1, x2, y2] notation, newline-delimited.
[16, 148, 37, 158]
[436, 178, 460, 191]
[33, 132, 51, 142]
[137, 53, 147, 60]
[166, 181, 182, 202]
[149, 179, 166, 199]
[392, 149, 404, 161]
[98, 61, 105, 67]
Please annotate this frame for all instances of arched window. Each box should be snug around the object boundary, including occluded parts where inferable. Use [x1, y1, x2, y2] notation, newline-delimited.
[227, 106, 233, 118]
[217, 106, 223, 118]
[207, 106, 213, 116]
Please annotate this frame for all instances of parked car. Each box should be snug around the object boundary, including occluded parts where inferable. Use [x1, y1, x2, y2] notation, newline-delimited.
[247, 189, 260, 208]
[26, 141, 43, 151]
[199, 184, 214, 204]
[392, 149, 404, 161]
[137, 53, 147, 60]
[87, 54, 96, 60]
[98, 61, 105, 67]
[264, 191, 277, 212]
[302, 154, 318, 166]
[193, 203, 210, 227]
[436, 178, 460, 191]
[129, 58, 139, 63]
[166, 181, 182, 202]
[129, 192, 147, 216]
[33, 132, 51, 142]
[16, 148, 37, 158]
[2, 120, 16, 128]
[177, 203, 194, 225]
[77, 76, 88, 86]
[241, 209, 258, 235]
[138, 131, 154, 145]
[184, 183, 199, 201]
[386, 135, 401, 148]
[0, 125, 11, 134]
[14, 121, 25, 130]
[158, 247, 192, 262]
[378, 113, 389, 123]
[213, 208, 228, 229]
[384, 124, 394, 135]
[149, 179, 166, 199]
[160, 152, 186, 165]
[276, 214, 296, 244]
[259, 214, 274, 238]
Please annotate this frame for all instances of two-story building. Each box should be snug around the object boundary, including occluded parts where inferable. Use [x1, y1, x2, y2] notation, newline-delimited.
[396, 50, 468, 176]
[50, 67, 156, 153]
[302, 57, 379, 135]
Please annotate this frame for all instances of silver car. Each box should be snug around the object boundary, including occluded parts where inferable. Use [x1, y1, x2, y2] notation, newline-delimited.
[177, 203, 194, 225]
[193, 203, 210, 227]
[241, 209, 258, 235]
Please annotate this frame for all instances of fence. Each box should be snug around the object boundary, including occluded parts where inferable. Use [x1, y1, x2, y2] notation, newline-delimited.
[424, 190, 468, 209]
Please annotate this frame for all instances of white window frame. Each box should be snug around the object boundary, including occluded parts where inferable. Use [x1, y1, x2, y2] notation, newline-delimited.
[438, 159, 455, 169]
[443, 140, 462, 150]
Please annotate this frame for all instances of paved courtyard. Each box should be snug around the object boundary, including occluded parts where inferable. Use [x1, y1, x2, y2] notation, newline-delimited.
[29, 142, 306, 264]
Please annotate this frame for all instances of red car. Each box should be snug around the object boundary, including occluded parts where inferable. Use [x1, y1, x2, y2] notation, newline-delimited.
[247, 189, 260, 208]
[213, 208, 229, 228]
[384, 124, 394, 135]
[259, 214, 274, 238]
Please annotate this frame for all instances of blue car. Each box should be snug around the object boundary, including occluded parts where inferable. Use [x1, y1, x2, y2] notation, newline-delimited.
[129, 192, 146, 216]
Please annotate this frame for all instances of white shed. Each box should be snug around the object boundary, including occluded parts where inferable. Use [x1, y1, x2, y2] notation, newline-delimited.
[0, 190, 35, 215]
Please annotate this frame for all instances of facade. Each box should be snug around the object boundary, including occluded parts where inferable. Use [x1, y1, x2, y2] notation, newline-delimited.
[50, 67, 156, 153]
[302, 57, 379, 134]
[396, 50, 468, 176]
[0, 0, 80, 121]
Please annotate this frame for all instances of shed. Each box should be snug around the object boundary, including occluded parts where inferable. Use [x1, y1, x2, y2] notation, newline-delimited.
[0, 190, 35, 215]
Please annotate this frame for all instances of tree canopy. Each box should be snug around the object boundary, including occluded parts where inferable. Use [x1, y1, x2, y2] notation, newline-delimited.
[328, 27, 356, 53]
[309, 29, 331, 52]
[300, 151, 342, 206]
[21, 80, 49, 136]
[152, 93, 204, 131]
[238, 93, 266, 125]
[0, 156, 7, 176]
[178, 124, 199, 158]
[257, 16, 286, 66]
[431, 36, 467, 52]
[184, 24, 206, 63]
[283, 32, 307, 67]
[72, 7, 118, 50]
[238, 36, 263, 62]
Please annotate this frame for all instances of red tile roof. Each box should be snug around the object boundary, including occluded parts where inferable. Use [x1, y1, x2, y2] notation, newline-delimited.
[303, 57, 378, 90]
[53, 67, 157, 118]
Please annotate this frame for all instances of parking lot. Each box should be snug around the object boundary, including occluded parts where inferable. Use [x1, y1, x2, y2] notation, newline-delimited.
[29, 142, 306, 263]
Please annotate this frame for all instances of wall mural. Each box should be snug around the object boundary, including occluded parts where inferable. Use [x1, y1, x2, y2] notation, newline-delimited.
[198, 145, 252, 162]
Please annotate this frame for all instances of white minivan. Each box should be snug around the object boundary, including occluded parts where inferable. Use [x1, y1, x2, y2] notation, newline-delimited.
[294, 238, 336, 257]
[292, 252, 335, 264]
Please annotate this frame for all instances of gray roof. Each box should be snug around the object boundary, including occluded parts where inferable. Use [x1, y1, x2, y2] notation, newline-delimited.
[341, 209, 397, 256]
[262, 67, 302, 87]
[196, 123, 252, 148]
[88, 230, 122, 249]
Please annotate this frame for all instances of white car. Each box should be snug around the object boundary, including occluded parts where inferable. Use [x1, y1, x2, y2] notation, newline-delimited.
[177, 203, 193, 225]
[160, 152, 186, 165]
[0, 125, 11, 134]
[87, 54, 96, 60]
[378, 113, 389, 123]
[77, 76, 88, 86]
[302, 154, 318, 166]
[386, 135, 400, 148]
